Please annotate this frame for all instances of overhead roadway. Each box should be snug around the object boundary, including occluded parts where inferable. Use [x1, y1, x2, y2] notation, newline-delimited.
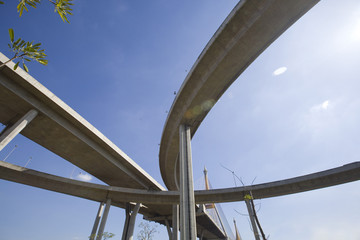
[0, 54, 227, 239]
[159, 0, 320, 190]
[2, 0, 357, 239]
[1, 160, 360, 205]
[0, 52, 164, 191]
[2, 160, 359, 237]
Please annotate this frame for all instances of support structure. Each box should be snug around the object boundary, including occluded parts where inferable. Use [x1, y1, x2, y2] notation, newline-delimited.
[233, 219, 242, 240]
[179, 124, 197, 240]
[172, 204, 179, 240]
[0, 109, 38, 151]
[165, 219, 172, 239]
[122, 202, 141, 240]
[244, 196, 260, 240]
[122, 203, 131, 240]
[203, 167, 227, 237]
[96, 199, 112, 240]
[90, 202, 105, 240]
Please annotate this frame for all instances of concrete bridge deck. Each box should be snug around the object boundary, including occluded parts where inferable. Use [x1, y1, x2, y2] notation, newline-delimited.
[2, 160, 359, 238]
[0, 52, 163, 191]
[2, 161, 359, 206]
[159, 0, 320, 190]
[2, 0, 356, 239]
[0, 53, 225, 239]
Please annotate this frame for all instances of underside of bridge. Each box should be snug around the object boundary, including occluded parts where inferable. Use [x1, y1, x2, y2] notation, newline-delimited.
[1, 0, 358, 240]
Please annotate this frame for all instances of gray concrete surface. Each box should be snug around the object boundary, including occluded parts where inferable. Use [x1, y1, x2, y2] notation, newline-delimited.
[159, 0, 320, 190]
[2, 160, 359, 237]
[179, 125, 197, 240]
[1, 161, 359, 205]
[0, 109, 38, 151]
[0, 161, 226, 239]
[0, 52, 164, 191]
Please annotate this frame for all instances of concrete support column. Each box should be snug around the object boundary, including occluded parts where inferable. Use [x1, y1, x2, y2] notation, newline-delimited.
[0, 109, 38, 151]
[122, 203, 131, 240]
[172, 204, 179, 240]
[127, 203, 140, 240]
[179, 124, 196, 240]
[90, 202, 105, 240]
[96, 198, 112, 240]
[165, 219, 172, 239]
[245, 198, 260, 240]
[122, 203, 141, 240]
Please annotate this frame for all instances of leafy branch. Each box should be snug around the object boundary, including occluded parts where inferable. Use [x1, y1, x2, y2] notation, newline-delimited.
[0, 28, 47, 72]
[17, 0, 73, 23]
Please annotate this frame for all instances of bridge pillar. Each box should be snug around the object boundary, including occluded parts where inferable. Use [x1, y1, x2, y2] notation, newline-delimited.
[90, 202, 105, 240]
[244, 198, 260, 240]
[179, 124, 197, 240]
[122, 202, 141, 240]
[172, 204, 179, 240]
[165, 219, 172, 239]
[0, 109, 38, 151]
[96, 198, 112, 240]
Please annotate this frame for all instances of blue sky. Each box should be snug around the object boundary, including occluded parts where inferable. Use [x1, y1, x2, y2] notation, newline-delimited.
[1, 0, 360, 239]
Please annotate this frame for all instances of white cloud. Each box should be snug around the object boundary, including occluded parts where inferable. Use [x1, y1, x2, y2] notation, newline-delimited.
[272, 66, 287, 76]
[310, 100, 331, 112]
[76, 173, 92, 182]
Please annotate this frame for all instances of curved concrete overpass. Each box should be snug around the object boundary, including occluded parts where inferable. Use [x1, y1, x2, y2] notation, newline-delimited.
[159, 0, 320, 190]
[2, 161, 359, 206]
[0, 53, 164, 191]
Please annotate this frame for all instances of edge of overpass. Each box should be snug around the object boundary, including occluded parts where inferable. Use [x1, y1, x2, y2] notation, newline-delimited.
[0, 52, 165, 191]
[159, 0, 320, 190]
[2, 160, 359, 206]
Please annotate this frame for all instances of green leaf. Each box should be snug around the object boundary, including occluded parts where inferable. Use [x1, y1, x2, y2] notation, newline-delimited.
[9, 28, 14, 42]
[37, 59, 48, 65]
[19, 40, 25, 47]
[13, 62, 20, 70]
[23, 63, 29, 72]
[0, 1, 4, 5]
[14, 38, 21, 46]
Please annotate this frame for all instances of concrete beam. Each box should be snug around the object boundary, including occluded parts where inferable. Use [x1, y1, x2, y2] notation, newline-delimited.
[179, 125, 196, 240]
[127, 203, 141, 240]
[122, 203, 141, 240]
[90, 202, 105, 240]
[0, 109, 38, 151]
[159, 0, 321, 190]
[1, 161, 359, 205]
[245, 198, 260, 240]
[96, 198, 112, 240]
[122, 203, 131, 240]
[0, 53, 164, 190]
[165, 219, 172, 239]
[172, 205, 179, 240]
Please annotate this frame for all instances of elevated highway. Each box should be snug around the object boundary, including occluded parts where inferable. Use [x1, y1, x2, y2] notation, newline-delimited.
[2, 161, 359, 206]
[2, 0, 357, 239]
[159, 0, 320, 190]
[0, 52, 163, 191]
[0, 53, 226, 239]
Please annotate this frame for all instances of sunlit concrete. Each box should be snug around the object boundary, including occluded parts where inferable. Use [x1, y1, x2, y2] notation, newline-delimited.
[159, 0, 320, 190]
[0, 109, 38, 151]
[96, 198, 111, 240]
[0, 52, 164, 191]
[1, 161, 359, 205]
[179, 125, 197, 240]
[0, 161, 226, 239]
[2, 161, 359, 238]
